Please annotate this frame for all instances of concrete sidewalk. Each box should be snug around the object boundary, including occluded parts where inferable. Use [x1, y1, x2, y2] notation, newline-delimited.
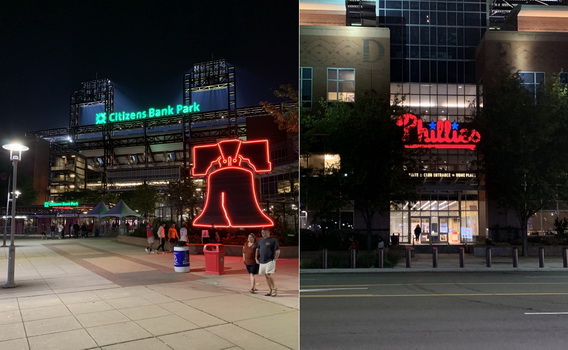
[302, 251, 568, 273]
[0, 238, 298, 350]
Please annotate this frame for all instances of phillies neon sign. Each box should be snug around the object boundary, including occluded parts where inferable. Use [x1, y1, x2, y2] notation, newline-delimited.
[396, 114, 481, 150]
[191, 139, 274, 228]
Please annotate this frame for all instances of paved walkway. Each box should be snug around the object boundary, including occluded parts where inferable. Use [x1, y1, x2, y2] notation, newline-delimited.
[0, 237, 298, 350]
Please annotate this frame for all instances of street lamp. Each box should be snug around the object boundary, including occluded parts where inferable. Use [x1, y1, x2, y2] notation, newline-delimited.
[2, 142, 28, 288]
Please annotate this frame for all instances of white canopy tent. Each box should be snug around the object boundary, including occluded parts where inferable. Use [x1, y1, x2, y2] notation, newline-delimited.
[100, 200, 141, 235]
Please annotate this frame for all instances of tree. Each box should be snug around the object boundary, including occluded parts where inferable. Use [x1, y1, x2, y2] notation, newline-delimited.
[260, 84, 299, 133]
[121, 183, 159, 218]
[163, 179, 199, 223]
[476, 69, 568, 255]
[301, 93, 419, 248]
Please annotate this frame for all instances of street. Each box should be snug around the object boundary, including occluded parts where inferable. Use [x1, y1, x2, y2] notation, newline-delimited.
[301, 272, 568, 349]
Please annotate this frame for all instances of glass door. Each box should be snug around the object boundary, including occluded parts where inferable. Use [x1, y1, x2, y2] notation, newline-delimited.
[439, 217, 461, 244]
[411, 217, 430, 244]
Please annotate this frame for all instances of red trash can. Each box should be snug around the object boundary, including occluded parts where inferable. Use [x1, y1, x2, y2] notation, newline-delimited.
[203, 243, 225, 275]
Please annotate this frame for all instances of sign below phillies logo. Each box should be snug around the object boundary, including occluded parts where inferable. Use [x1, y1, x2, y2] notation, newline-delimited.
[191, 139, 274, 228]
[396, 113, 481, 150]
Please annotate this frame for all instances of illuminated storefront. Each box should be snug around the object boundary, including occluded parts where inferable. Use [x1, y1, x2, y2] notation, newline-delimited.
[390, 193, 480, 245]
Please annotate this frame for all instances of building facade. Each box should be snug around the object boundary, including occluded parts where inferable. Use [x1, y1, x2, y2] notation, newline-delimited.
[301, 0, 488, 244]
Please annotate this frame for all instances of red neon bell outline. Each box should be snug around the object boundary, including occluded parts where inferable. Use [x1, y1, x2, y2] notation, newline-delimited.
[191, 139, 274, 228]
[396, 113, 481, 150]
[192, 139, 272, 176]
[192, 166, 275, 228]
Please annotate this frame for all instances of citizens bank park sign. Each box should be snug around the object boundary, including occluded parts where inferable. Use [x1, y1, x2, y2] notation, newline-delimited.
[95, 102, 200, 125]
[396, 113, 481, 150]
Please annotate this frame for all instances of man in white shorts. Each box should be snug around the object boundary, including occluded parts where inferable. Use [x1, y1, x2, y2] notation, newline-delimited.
[256, 229, 280, 297]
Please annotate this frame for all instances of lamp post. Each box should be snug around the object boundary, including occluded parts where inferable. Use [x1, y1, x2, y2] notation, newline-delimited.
[2, 142, 28, 288]
[2, 174, 11, 247]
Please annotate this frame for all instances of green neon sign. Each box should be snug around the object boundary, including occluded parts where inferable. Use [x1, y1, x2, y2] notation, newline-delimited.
[44, 201, 79, 207]
[95, 102, 200, 125]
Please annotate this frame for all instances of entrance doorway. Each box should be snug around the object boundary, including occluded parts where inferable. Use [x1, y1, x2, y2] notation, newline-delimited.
[410, 217, 430, 244]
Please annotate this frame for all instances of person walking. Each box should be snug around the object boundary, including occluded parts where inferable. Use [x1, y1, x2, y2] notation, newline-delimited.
[80, 223, 88, 238]
[179, 223, 188, 245]
[145, 222, 155, 253]
[50, 224, 56, 239]
[414, 224, 422, 244]
[168, 223, 179, 252]
[156, 223, 167, 253]
[256, 229, 280, 297]
[243, 233, 259, 293]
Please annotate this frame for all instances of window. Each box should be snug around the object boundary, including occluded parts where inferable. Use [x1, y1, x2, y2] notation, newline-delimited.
[519, 71, 545, 99]
[560, 72, 568, 85]
[300, 67, 313, 108]
[327, 68, 355, 102]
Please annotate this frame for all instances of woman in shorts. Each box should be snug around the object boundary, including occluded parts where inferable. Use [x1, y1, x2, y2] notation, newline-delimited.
[242, 233, 260, 293]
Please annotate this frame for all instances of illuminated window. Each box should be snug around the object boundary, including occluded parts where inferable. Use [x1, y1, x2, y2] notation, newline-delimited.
[519, 71, 544, 99]
[300, 154, 341, 175]
[327, 68, 355, 102]
[300, 67, 313, 108]
[277, 180, 292, 194]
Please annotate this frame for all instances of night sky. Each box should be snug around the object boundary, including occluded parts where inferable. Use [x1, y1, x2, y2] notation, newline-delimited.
[1, 1, 298, 139]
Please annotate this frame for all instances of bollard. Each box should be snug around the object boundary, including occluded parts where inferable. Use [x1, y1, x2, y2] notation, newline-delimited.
[322, 249, 328, 269]
[512, 246, 519, 268]
[405, 247, 412, 268]
[563, 247, 568, 268]
[350, 248, 357, 269]
[486, 247, 492, 268]
[539, 247, 545, 268]
[432, 247, 438, 268]
[378, 248, 384, 268]
[459, 247, 465, 268]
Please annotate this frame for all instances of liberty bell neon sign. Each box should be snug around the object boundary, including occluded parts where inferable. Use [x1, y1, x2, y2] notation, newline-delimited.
[396, 113, 481, 150]
[191, 139, 274, 228]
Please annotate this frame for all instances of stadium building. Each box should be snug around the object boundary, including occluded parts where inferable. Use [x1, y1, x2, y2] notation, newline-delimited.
[3, 59, 298, 234]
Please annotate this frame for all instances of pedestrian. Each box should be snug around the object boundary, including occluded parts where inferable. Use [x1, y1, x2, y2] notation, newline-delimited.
[50, 224, 56, 239]
[243, 233, 259, 293]
[145, 222, 155, 253]
[414, 224, 422, 243]
[156, 223, 167, 253]
[58, 223, 64, 239]
[168, 223, 179, 252]
[179, 223, 188, 244]
[80, 223, 88, 238]
[256, 229, 280, 297]
[73, 223, 80, 238]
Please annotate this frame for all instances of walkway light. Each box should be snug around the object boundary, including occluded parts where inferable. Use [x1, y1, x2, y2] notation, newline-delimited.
[2, 142, 28, 288]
